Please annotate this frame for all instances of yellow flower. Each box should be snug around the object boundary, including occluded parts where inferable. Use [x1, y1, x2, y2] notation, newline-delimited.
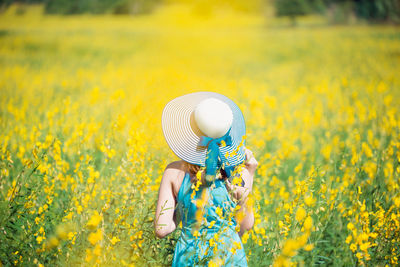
[208, 220, 216, 228]
[369, 232, 378, 239]
[193, 230, 200, 238]
[304, 244, 314, 251]
[359, 242, 370, 251]
[209, 237, 216, 247]
[88, 229, 102, 245]
[356, 252, 363, 260]
[232, 176, 242, 186]
[215, 207, 223, 218]
[357, 232, 369, 243]
[233, 241, 242, 250]
[208, 257, 223, 267]
[110, 236, 120, 245]
[297, 233, 309, 247]
[294, 163, 303, 173]
[65, 212, 73, 220]
[36, 236, 44, 244]
[87, 211, 102, 230]
[347, 222, 354, 231]
[362, 142, 373, 158]
[235, 209, 246, 224]
[295, 207, 307, 222]
[394, 197, 400, 208]
[282, 239, 298, 257]
[46, 236, 59, 250]
[304, 195, 316, 207]
[68, 232, 75, 240]
[93, 244, 102, 256]
[304, 216, 313, 231]
[77, 205, 83, 214]
[273, 255, 290, 267]
[242, 232, 249, 244]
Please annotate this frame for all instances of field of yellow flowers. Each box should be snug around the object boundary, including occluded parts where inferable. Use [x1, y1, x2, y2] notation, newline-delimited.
[1, 3, 400, 266]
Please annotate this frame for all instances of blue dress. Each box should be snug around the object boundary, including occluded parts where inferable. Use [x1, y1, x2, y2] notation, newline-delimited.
[172, 172, 248, 266]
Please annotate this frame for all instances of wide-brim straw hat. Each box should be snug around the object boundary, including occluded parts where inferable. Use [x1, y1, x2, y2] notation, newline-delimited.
[162, 92, 246, 167]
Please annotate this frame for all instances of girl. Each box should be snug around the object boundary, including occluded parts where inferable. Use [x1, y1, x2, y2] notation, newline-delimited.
[155, 92, 258, 266]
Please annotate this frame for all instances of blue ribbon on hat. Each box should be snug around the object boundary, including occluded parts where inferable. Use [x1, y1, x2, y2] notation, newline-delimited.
[199, 128, 236, 184]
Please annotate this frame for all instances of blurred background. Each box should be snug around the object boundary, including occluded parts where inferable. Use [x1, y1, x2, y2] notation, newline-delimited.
[1, 0, 400, 24]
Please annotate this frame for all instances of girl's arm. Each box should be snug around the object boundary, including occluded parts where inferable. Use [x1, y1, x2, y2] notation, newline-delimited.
[226, 148, 258, 236]
[154, 162, 180, 238]
[237, 166, 255, 236]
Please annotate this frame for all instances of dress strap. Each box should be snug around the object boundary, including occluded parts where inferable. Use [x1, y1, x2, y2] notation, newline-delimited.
[177, 171, 191, 202]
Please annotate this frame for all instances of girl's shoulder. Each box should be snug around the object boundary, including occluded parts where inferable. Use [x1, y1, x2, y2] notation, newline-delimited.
[165, 160, 186, 171]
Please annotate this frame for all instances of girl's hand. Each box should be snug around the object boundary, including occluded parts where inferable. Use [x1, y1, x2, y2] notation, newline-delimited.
[244, 147, 258, 174]
[236, 147, 257, 236]
[224, 147, 258, 195]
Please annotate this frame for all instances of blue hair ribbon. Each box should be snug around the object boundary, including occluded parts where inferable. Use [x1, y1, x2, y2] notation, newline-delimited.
[199, 128, 236, 184]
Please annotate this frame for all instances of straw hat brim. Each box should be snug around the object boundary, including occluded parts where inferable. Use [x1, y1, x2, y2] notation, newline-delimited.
[162, 92, 246, 167]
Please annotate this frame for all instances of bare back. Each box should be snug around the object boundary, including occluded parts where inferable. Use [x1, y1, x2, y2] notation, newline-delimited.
[169, 160, 188, 199]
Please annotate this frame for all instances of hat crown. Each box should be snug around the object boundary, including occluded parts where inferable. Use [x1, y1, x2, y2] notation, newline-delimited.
[194, 98, 233, 139]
